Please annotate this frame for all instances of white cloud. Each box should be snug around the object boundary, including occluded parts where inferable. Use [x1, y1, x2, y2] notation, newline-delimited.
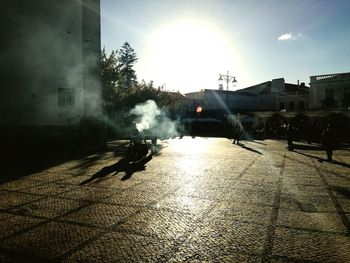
[277, 32, 304, 41]
[278, 33, 293, 40]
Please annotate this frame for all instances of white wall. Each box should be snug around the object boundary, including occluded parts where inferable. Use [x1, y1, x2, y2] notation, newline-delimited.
[0, 0, 102, 127]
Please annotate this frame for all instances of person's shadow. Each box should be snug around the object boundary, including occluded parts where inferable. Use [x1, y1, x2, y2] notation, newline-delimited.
[80, 154, 153, 185]
[237, 142, 263, 155]
[293, 150, 350, 168]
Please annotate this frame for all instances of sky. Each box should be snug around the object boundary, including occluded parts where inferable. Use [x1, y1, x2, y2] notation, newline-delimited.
[101, 0, 350, 94]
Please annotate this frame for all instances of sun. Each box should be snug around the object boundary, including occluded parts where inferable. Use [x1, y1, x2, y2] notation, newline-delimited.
[138, 18, 242, 94]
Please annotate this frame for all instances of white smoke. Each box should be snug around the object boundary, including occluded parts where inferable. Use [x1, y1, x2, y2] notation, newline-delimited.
[129, 100, 179, 138]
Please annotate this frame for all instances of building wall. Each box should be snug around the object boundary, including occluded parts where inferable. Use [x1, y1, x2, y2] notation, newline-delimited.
[310, 73, 350, 110]
[256, 94, 278, 111]
[278, 93, 309, 111]
[0, 0, 103, 151]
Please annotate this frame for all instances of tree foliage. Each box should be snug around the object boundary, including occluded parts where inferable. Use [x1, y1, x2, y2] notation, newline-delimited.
[101, 42, 182, 111]
[118, 42, 138, 90]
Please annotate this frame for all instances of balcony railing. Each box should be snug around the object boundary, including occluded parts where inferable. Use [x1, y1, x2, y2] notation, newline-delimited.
[311, 72, 350, 83]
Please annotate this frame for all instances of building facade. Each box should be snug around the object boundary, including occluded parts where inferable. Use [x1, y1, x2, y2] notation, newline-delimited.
[184, 78, 309, 113]
[310, 72, 350, 110]
[0, 0, 104, 151]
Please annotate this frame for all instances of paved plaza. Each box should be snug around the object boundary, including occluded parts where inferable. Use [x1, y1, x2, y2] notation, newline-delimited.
[0, 138, 350, 262]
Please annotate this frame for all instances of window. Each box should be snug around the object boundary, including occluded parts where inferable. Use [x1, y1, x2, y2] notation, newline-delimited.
[299, 101, 305, 110]
[279, 102, 285, 110]
[58, 88, 74, 107]
[325, 89, 334, 105]
[289, 101, 294, 110]
[344, 87, 350, 107]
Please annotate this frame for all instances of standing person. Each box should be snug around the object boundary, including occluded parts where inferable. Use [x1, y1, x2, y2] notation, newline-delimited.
[233, 123, 241, 144]
[322, 123, 336, 162]
[286, 123, 295, 151]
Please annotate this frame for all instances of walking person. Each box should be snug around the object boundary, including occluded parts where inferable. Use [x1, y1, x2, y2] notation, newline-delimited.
[286, 123, 296, 151]
[322, 123, 336, 162]
[232, 123, 241, 144]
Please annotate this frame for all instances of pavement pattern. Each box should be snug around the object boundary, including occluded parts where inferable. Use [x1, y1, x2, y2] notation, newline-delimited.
[0, 138, 350, 262]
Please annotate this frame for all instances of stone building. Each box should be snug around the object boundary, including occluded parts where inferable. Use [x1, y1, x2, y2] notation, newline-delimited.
[309, 72, 350, 110]
[184, 78, 309, 113]
[0, 0, 105, 153]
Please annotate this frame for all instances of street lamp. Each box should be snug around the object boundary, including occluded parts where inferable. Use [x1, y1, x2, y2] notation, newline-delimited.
[218, 71, 237, 108]
[218, 71, 237, 91]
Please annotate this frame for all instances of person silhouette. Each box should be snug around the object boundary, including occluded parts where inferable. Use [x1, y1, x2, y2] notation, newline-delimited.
[322, 123, 336, 162]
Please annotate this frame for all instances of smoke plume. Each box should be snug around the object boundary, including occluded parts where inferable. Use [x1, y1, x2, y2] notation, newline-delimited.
[130, 100, 179, 139]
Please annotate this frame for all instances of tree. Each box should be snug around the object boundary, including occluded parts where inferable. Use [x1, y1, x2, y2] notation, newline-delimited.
[101, 43, 181, 112]
[118, 42, 138, 90]
[101, 47, 121, 102]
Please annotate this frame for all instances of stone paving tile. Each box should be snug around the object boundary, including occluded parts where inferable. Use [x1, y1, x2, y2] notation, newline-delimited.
[24, 170, 79, 182]
[173, 185, 223, 200]
[10, 197, 86, 219]
[0, 139, 349, 261]
[1, 221, 101, 259]
[187, 177, 235, 189]
[117, 208, 196, 240]
[85, 176, 143, 190]
[277, 210, 347, 234]
[0, 179, 44, 191]
[283, 170, 320, 178]
[64, 231, 175, 262]
[58, 175, 96, 185]
[103, 189, 162, 207]
[132, 180, 177, 192]
[331, 186, 350, 199]
[272, 226, 350, 263]
[0, 253, 38, 263]
[241, 168, 273, 177]
[338, 198, 350, 213]
[56, 186, 118, 202]
[154, 195, 215, 217]
[326, 177, 350, 188]
[61, 203, 138, 228]
[280, 194, 337, 212]
[0, 213, 44, 239]
[224, 189, 276, 206]
[0, 192, 43, 210]
[240, 174, 278, 185]
[214, 201, 273, 226]
[233, 180, 278, 192]
[281, 184, 329, 197]
[18, 182, 77, 196]
[171, 219, 268, 259]
[168, 251, 262, 262]
[282, 176, 324, 186]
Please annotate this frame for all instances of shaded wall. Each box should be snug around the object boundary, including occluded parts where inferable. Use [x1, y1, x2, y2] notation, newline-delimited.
[0, 0, 104, 153]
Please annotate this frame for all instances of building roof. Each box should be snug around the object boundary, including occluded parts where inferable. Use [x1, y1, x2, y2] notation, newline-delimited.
[237, 81, 271, 95]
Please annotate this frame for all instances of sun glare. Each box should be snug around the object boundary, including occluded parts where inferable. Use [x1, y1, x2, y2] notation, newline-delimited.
[138, 18, 243, 93]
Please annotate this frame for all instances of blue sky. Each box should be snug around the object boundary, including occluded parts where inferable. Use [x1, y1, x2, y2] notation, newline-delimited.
[101, 0, 350, 94]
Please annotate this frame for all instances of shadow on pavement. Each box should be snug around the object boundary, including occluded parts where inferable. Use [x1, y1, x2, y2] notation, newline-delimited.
[291, 143, 324, 151]
[1, 140, 130, 183]
[293, 150, 350, 168]
[237, 142, 263, 155]
[332, 186, 350, 199]
[251, 140, 267, 145]
[80, 154, 153, 184]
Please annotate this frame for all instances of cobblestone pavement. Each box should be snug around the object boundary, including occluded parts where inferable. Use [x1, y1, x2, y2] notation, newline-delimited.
[0, 138, 350, 262]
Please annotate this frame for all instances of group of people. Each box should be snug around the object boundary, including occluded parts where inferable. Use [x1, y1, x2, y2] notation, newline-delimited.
[286, 121, 337, 162]
[128, 122, 158, 162]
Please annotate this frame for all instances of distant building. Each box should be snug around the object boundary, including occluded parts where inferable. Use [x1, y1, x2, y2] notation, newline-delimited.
[184, 78, 309, 113]
[0, 0, 104, 151]
[184, 89, 256, 112]
[239, 78, 309, 111]
[309, 72, 350, 110]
